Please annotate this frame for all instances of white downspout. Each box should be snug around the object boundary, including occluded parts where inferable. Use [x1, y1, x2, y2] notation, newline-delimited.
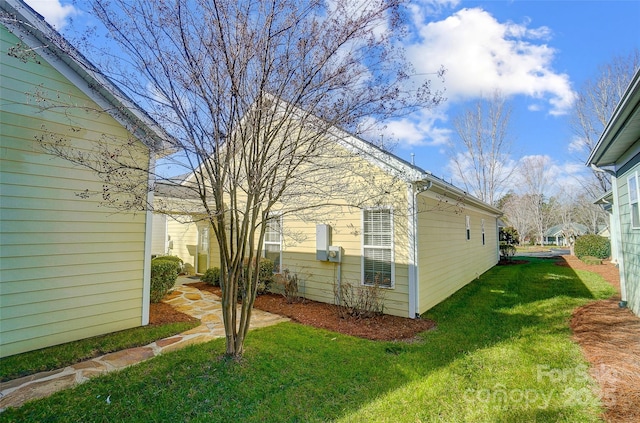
[142, 154, 156, 326]
[611, 177, 628, 305]
[408, 184, 417, 318]
[408, 181, 432, 318]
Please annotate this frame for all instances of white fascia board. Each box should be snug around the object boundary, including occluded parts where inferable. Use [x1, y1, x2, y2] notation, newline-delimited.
[418, 174, 503, 217]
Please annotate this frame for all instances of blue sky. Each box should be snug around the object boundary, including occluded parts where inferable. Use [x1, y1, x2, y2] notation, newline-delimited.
[25, 0, 640, 194]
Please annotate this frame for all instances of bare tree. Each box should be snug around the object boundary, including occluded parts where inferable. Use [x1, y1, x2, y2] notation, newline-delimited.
[574, 195, 606, 235]
[518, 155, 557, 246]
[448, 92, 515, 206]
[571, 48, 639, 193]
[501, 193, 532, 245]
[18, 0, 445, 357]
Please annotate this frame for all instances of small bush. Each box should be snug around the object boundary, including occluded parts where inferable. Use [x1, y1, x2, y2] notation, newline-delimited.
[256, 258, 274, 294]
[239, 257, 274, 296]
[282, 269, 300, 303]
[499, 242, 517, 261]
[152, 255, 183, 273]
[201, 267, 221, 286]
[231, 258, 275, 299]
[150, 260, 180, 302]
[574, 235, 610, 259]
[335, 281, 385, 319]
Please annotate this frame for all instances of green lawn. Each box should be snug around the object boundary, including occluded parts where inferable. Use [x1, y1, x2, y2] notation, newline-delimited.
[2, 257, 616, 422]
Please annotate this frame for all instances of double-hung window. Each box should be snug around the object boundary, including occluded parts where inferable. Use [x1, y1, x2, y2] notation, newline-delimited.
[263, 215, 282, 273]
[481, 219, 485, 245]
[630, 172, 639, 229]
[362, 208, 394, 288]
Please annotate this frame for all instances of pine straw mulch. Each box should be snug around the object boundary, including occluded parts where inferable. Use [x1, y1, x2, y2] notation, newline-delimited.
[558, 255, 640, 423]
[185, 282, 436, 341]
[149, 301, 199, 325]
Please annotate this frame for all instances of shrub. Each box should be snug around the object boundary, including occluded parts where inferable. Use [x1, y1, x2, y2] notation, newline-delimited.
[499, 226, 519, 245]
[255, 258, 274, 294]
[281, 269, 300, 303]
[238, 257, 274, 295]
[335, 281, 385, 319]
[152, 255, 183, 273]
[499, 242, 516, 261]
[574, 234, 610, 259]
[201, 267, 221, 286]
[233, 258, 275, 299]
[150, 259, 180, 302]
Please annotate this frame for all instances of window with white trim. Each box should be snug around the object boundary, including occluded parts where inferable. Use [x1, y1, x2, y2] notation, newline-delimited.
[263, 215, 282, 272]
[482, 219, 485, 245]
[362, 208, 394, 288]
[466, 215, 471, 240]
[630, 172, 639, 229]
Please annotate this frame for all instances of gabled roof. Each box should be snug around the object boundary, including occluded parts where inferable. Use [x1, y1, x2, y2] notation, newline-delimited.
[164, 93, 501, 216]
[0, 0, 173, 154]
[544, 223, 589, 237]
[587, 69, 640, 169]
[328, 125, 502, 216]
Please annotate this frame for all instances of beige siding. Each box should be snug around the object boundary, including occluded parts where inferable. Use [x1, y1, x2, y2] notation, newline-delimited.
[273, 171, 412, 317]
[618, 163, 640, 315]
[416, 191, 499, 314]
[166, 218, 198, 268]
[0, 26, 149, 357]
[151, 214, 168, 256]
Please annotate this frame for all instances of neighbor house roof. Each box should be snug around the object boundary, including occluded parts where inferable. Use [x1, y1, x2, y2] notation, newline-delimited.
[587, 69, 640, 169]
[1, 0, 174, 154]
[544, 223, 589, 237]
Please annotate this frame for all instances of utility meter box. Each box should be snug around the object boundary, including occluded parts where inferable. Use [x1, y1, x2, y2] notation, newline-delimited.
[316, 224, 331, 261]
[328, 245, 343, 263]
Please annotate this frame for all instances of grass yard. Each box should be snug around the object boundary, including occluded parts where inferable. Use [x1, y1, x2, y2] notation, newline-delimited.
[1, 257, 616, 422]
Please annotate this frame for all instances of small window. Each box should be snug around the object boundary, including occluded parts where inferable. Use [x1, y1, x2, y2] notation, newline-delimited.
[482, 219, 485, 245]
[362, 208, 394, 288]
[263, 215, 282, 273]
[466, 215, 471, 240]
[630, 172, 639, 229]
[199, 226, 209, 252]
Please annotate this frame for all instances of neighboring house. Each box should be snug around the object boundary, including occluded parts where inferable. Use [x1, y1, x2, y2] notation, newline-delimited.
[543, 223, 588, 246]
[587, 68, 640, 317]
[0, 0, 169, 357]
[157, 126, 502, 318]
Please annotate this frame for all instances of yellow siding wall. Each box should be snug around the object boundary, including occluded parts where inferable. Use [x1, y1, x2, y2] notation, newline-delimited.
[151, 214, 168, 256]
[416, 191, 499, 314]
[0, 27, 149, 357]
[166, 218, 198, 268]
[275, 175, 411, 317]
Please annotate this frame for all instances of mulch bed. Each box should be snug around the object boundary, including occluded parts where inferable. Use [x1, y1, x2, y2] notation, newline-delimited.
[149, 302, 198, 325]
[559, 255, 640, 423]
[185, 282, 436, 341]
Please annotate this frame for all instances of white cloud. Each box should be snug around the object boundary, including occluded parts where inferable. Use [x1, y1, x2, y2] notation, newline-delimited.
[510, 155, 589, 197]
[406, 7, 576, 116]
[382, 109, 452, 148]
[568, 135, 589, 154]
[24, 0, 79, 30]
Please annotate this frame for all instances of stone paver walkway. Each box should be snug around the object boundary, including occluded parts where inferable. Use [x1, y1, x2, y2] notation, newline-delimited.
[0, 285, 289, 411]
